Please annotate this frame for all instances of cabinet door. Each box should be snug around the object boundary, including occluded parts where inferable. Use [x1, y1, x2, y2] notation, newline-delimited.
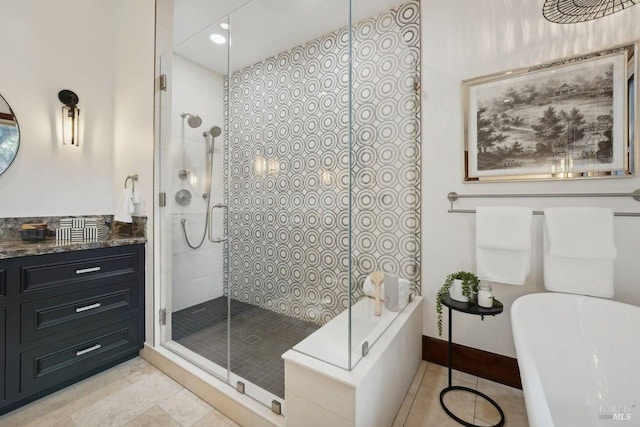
[20, 318, 139, 394]
[0, 267, 5, 299]
[0, 307, 5, 403]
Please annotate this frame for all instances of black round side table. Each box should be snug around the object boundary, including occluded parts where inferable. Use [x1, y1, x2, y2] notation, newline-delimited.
[439, 293, 505, 427]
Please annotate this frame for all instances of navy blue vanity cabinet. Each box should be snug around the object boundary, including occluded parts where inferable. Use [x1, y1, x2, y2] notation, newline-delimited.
[0, 265, 7, 407]
[0, 307, 5, 405]
[0, 244, 145, 415]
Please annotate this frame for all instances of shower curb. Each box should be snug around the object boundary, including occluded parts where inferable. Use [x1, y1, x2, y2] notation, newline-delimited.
[141, 344, 285, 427]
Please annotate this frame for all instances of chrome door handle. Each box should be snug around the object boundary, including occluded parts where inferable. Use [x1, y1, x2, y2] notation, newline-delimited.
[209, 204, 228, 243]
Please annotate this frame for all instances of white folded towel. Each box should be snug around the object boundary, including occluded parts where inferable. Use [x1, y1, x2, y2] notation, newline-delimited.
[363, 274, 412, 305]
[131, 188, 147, 216]
[543, 208, 616, 298]
[476, 206, 533, 251]
[476, 206, 532, 285]
[114, 188, 135, 223]
[543, 207, 616, 259]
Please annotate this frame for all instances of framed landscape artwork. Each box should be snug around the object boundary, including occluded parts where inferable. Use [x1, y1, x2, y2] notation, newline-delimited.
[463, 43, 638, 182]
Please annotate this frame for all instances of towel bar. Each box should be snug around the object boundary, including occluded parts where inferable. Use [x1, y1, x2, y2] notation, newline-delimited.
[447, 189, 640, 217]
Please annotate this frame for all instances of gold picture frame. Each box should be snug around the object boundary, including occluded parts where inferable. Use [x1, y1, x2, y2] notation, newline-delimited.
[463, 42, 638, 182]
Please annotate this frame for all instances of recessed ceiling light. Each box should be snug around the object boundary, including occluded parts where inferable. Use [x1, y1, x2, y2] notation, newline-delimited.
[220, 22, 229, 30]
[209, 34, 226, 44]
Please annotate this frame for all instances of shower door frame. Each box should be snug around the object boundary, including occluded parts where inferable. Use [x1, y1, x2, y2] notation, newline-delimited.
[155, 43, 289, 413]
[155, 49, 232, 390]
[153, 0, 391, 414]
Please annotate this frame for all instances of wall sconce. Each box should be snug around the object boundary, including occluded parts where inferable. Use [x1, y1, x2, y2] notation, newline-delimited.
[254, 156, 279, 175]
[58, 90, 80, 146]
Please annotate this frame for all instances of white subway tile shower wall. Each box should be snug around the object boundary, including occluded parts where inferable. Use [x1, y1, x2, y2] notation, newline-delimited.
[223, 1, 421, 324]
[171, 55, 226, 312]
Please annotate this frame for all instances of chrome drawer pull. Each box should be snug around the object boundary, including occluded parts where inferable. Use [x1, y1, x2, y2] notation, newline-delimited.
[75, 266, 101, 274]
[76, 344, 101, 356]
[75, 302, 101, 313]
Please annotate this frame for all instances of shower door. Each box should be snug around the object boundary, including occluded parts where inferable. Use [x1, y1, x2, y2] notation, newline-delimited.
[156, 10, 231, 386]
[224, 0, 355, 410]
[156, 0, 424, 413]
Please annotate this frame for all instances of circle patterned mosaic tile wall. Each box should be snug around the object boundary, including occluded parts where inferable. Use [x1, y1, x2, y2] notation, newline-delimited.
[223, 1, 421, 324]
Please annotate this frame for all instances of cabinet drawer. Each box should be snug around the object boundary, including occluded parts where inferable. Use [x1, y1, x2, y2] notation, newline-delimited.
[20, 318, 139, 394]
[21, 252, 139, 293]
[21, 280, 138, 343]
[0, 268, 5, 299]
[0, 308, 5, 403]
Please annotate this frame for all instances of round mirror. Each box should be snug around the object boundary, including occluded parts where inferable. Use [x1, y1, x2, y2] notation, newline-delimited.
[0, 93, 20, 176]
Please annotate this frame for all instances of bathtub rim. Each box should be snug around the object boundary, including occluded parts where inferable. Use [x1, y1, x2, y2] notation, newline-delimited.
[511, 291, 640, 427]
[283, 296, 424, 387]
[511, 294, 553, 427]
[290, 294, 417, 371]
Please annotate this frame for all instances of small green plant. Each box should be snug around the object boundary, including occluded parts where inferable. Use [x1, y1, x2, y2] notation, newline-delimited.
[436, 271, 480, 336]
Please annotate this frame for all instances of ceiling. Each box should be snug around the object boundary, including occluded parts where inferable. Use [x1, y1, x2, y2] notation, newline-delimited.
[173, 0, 407, 75]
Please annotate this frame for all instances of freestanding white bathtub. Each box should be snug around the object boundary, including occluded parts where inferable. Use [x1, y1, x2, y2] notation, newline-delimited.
[511, 292, 640, 427]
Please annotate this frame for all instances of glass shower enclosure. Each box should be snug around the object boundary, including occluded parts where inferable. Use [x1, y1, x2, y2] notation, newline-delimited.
[156, 0, 421, 413]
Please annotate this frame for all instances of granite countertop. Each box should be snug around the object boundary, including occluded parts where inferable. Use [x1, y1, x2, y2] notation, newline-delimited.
[0, 215, 147, 260]
[0, 235, 147, 260]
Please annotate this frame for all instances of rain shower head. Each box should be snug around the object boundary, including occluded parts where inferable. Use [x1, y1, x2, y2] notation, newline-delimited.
[181, 112, 202, 128]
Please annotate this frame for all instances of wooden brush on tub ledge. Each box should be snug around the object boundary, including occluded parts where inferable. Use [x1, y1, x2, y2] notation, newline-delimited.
[370, 271, 384, 316]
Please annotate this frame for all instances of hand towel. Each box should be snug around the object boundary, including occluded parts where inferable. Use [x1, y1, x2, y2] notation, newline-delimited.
[131, 188, 147, 216]
[543, 208, 616, 298]
[363, 274, 412, 308]
[114, 188, 135, 223]
[543, 207, 616, 259]
[476, 206, 533, 285]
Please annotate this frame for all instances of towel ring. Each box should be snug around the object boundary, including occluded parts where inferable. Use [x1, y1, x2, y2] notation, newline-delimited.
[125, 174, 139, 195]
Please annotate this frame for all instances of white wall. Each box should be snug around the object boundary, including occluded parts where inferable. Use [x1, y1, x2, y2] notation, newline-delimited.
[112, 0, 156, 347]
[0, 1, 117, 216]
[113, 0, 155, 217]
[421, 0, 640, 357]
[167, 54, 226, 312]
[0, 1, 155, 220]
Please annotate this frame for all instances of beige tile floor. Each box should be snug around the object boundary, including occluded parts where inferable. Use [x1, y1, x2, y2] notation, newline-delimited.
[0, 357, 528, 426]
[0, 357, 238, 427]
[393, 361, 530, 427]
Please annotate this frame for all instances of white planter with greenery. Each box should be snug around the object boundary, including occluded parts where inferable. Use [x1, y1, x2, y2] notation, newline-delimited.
[436, 271, 481, 336]
[449, 279, 469, 302]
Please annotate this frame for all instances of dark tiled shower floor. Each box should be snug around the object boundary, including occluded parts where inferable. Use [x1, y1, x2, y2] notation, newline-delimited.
[172, 297, 320, 398]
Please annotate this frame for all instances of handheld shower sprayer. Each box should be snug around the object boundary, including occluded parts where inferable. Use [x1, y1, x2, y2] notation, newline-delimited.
[209, 126, 222, 137]
[181, 124, 224, 249]
[203, 126, 222, 153]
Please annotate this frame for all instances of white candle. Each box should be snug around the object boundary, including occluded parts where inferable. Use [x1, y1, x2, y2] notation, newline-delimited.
[478, 283, 493, 308]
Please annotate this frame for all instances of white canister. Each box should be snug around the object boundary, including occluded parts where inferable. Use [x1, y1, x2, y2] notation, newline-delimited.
[478, 282, 493, 308]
